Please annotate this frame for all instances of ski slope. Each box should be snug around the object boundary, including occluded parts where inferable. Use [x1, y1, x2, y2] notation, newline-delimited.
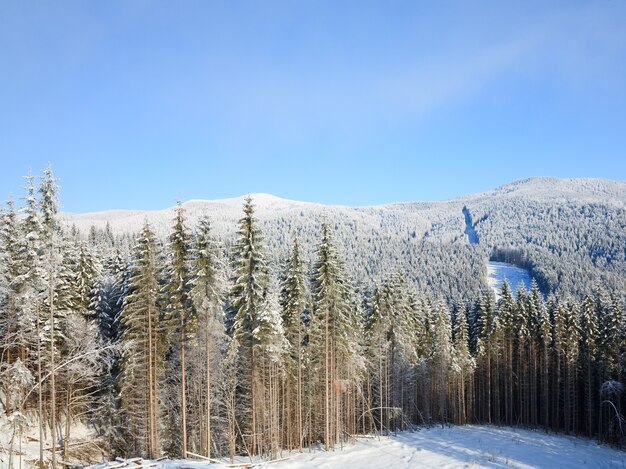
[487, 261, 533, 298]
[86, 425, 626, 469]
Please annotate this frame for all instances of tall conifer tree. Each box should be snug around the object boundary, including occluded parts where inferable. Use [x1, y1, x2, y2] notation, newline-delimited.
[119, 223, 161, 458]
[227, 197, 268, 455]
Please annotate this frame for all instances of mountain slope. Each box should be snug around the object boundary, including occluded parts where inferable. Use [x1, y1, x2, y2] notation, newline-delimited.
[60, 177, 626, 300]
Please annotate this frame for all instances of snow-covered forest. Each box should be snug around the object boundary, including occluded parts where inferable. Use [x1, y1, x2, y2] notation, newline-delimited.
[1, 167, 625, 467]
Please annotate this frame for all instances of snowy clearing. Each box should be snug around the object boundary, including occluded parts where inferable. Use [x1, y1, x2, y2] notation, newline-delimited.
[86, 426, 626, 469]
[487, 261, 533, 298]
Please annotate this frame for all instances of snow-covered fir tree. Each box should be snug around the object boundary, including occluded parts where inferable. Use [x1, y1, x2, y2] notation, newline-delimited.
[119, 223, 161, 459]
[226, 196, 269, 456]
[279, 238, 307, 450]
[189, 215, 227, 458]
[309, 223, 363, 449]
[1, 167, 625, 466]
[161, 203, 195, 457]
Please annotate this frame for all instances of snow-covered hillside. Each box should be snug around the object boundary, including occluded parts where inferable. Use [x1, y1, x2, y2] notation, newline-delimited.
[58, 177, 626, 299]
[487, 261, 533, 298]
[60, 178, 626, 237]
[85, 426, 626, 469]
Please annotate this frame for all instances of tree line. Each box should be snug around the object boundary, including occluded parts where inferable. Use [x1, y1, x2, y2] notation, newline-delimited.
[0, 168, 624, 467]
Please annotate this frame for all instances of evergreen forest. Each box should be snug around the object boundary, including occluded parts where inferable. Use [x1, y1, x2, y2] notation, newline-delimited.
[1, 168, 624, 467]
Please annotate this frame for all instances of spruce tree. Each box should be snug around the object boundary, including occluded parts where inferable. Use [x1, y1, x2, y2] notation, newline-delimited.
[279, 238, 307, 450]
[579, 294, 599, 436]
[119, 223, 161, 458]
[497, 280, 515, 425]
[366, 283, 391, 434]
[94, 250, 127, 343]
[310, 223, 358, 449]
[474, 291, 496, 424]
[18, 173, 46, 463]
[537, 294, 552, 427]
[513, 287, 531, 424]
[39, 166, 61, 469]
[189, 216, 226, 458]
[0, 201, 23, 416]
[252, 283, 287, 458]
[73, 242, 100, 319]
[430, 299, 453, 424]
[227, 197, 268, 455]
[526, 281, 543, 426]
[162, 203, 195, 457]
[596, 288, 622, 385]
[452, 303, 473, 424]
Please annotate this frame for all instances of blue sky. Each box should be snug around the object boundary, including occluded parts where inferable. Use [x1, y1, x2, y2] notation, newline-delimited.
[1, 1, 625, 212]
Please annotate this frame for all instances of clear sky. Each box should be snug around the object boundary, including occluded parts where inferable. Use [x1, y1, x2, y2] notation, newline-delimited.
[1, 1, 625, 212]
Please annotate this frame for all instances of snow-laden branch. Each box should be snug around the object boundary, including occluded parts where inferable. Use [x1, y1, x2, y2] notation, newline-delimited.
[22, 343, 118, 405]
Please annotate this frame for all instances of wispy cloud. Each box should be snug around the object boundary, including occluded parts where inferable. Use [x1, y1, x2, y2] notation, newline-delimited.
[155, 2, 626, 144]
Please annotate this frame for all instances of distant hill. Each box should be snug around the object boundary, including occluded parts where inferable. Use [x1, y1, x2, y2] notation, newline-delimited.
[60, 177, 626, 301]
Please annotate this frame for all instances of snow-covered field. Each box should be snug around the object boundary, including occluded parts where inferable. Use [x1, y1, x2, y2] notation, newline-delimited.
[86, 426, 626, 469]
[487, 261, 533, 298]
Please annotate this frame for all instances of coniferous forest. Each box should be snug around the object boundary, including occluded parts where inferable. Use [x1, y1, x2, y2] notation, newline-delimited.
[1, 168, 625, 467]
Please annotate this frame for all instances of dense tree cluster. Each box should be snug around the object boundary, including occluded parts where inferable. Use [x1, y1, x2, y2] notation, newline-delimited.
[1, 169, 625, 467]
[472, 198, 626, 297]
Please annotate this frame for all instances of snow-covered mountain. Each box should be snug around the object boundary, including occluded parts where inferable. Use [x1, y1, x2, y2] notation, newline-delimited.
[60, 177, 626, 300]
[60, 177, 626, 234]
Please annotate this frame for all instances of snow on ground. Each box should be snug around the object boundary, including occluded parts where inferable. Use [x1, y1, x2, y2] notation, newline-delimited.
[0, 411, 105, 468]
[86, 426, 626, 469]
[487, 261, 533, 299]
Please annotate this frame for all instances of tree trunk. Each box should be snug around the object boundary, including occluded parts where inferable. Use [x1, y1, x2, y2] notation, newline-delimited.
[37, 303, 44, 467]
[297, 326, 303, 451]
[147, 302, 156, 459]
[64, 386, 72, 462]
[205, 319, 211, 459]
[324, 307, 330, 450]
[50, 277, 57, 469]
[181, 317, 188, 458]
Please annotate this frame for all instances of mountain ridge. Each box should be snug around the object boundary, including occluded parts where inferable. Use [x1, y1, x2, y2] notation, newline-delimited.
[61, 176, 626, 219]
[58, 175, 626, 303]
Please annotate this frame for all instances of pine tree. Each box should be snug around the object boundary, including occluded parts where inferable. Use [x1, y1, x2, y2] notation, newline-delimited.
[0, 201, 23, 417]
[162, 203, 195, 457]
[556, 301, 580, 433]
[39, 166, 61, 469]
[565, 301, 581, 434]
[94, 250, 127, 343]
[96, 250, 129, 454]
[388, 275, 419, 428]
[227, 197, 268, 456]
[579, 294, 599, 436]
[474, 291, 497, 424]
[365, 276, 411, 434]
[279, 238, 307, 450]
[452, 303, 473, 425]
[514, 286, 531, 424]
[497, 281, 515, 425]
[537, 294, 552, 427]
[430, 299, 453, 425]
[526, 282, 542, 426]
[189, 216, 226, 458]
[252, 283, 287, 458]
[73, 242, 100, 319]
[18, 173, 46, 463]
[366, 283, 392, 434]
[595, 288, 623, 401]
[309, 223, 359, 449]
[119, 223, 161, 458]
